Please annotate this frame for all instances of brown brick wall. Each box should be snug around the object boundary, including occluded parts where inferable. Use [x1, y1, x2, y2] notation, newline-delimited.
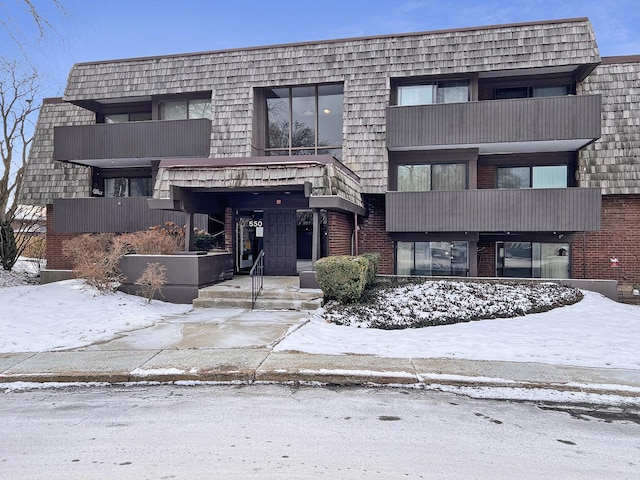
[477, 241, 495, 276]
[224, 207, 233, 252]
[45, 204, 77, 270]
[328, 212, 353, 256]
[571, 194, 640, 294]
[357, 194, 395, 275]
[477, 164, 496, 189]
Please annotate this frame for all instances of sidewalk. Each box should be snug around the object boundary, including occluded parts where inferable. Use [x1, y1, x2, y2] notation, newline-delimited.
[1, 307, 639, 401]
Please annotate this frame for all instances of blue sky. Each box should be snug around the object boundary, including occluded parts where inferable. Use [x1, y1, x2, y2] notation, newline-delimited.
[2, 0, 639, 100]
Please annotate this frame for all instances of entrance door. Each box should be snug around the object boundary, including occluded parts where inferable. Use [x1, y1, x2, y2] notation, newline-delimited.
[264, 209, 297, 275]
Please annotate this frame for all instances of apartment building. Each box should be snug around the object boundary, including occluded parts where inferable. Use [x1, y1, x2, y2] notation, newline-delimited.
[18, 18, 640, 293]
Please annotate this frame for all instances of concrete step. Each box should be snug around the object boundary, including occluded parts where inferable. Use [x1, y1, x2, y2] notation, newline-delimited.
[193, 296, 322, 311]
[196, 287, 322, 302]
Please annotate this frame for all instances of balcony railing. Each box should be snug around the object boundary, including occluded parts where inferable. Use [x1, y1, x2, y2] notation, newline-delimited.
[387, 95, 601, 152]
[54, 118, 211, 162]
[385, 188, 601, 233]
[53, 197, 207, 233]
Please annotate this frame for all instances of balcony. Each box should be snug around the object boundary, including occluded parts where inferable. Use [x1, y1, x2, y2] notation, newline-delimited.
[52, 197, 206, 233]
[385, 188, 601, 233]
[387, 95, 601, 154]
[54, 118, 211, 166]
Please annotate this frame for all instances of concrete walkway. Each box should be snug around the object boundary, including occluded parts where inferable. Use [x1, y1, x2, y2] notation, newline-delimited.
[1, 306, 639, 401]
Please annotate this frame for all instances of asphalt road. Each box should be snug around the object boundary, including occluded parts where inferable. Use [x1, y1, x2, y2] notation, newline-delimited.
[1, 384, 638, 479]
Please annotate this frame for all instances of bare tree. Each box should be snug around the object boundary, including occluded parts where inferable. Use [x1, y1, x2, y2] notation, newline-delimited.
[1, 0, 67, 46]
[0, 58, 39, 270]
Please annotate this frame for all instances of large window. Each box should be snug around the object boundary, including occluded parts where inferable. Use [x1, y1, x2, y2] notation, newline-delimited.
[497, 165, 568, 189]
[494, 84, 570, 100]
[103, 177, 152, 197]
[397, 163, 466, 191]
[397, 80, 469, 106]
[397, 241, 468, 277]
[104, 112, 152, 123]
[159, 98, 212, 120]
[265, 84, 343, 160]
[497, 242, 570, 278]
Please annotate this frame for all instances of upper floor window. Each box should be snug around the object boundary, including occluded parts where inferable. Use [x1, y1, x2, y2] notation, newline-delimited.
[494, 85, 570, 100]
[397, 163, 466, 191]
[159, 98, 212, 120]
[265, 84, 343, 160]
[103, 177, 152, 197]
[104, 112, 152, 123]
[497, 165, 568, 189]
[397, 80, 469, 106]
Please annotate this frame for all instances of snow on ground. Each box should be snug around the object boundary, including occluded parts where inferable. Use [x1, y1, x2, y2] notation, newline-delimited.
[0, 270, 190, 352]
[1, 261, 639, 370]
[276, 290, 640, 370]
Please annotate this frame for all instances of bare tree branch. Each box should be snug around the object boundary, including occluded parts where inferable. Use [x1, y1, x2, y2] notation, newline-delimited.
[1, 0, 67, 47]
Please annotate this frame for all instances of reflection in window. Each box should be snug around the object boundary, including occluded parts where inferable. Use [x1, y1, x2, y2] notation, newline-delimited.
[159, 98, 212, 120]
[396, 241, 468, 277]
[397, 163, 466, 191]
[497, 165, 567, 189]
[397, 80, 469, 105]
[104, 177, 152, 197]
[266, 84, 343, 160]
[494, 85, 570, 99]
[104, 112, 152, 123]
[497, 242, 569, 278]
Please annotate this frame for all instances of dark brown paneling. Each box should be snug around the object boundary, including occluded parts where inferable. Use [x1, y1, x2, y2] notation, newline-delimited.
[53, 197, 207, 233]
[54, 119, 211, 161]
[387, 95, 601, 149]
[385, 188, 601, 232]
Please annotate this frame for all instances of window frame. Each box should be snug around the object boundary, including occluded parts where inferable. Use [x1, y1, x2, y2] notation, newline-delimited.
[496, 164, 569, 189]
[394, 161, 468, 192]
[263, 83, 344, 159]
[395, 79, 470, 106]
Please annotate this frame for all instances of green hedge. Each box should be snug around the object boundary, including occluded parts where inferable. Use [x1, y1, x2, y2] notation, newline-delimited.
[360, 252, 380, 286]
[315, 253, 380, 303]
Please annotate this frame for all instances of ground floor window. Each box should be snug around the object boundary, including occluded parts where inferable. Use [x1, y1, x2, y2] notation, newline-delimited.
[396, 241, 468, 276]
[496, 242, 569, 278]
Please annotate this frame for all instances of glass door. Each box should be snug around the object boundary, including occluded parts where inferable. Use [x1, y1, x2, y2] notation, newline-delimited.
[235, 212, 263, 273]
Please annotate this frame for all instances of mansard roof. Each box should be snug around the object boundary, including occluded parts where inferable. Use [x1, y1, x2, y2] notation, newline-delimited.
[580, 56, 640, 194]
[63, 18, 600, 103]
[18, 99, 92, 205]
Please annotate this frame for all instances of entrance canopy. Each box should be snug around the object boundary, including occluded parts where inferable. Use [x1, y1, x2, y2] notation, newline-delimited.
[149, 155, 365, 216]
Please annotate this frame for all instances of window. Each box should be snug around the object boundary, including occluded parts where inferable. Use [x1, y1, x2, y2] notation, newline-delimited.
[494, 84, 570, 100]
[497, 242, 570, 278]
[397, 163, 466, 191]
[397, 80, 469, 106]
[159, 98, 212, 120]
[104, 112, 152, 123]
[265, 84, 343, 159]
[497, 165, 567, 189]
[396, 241, 468, 276]
[104, 177, 152, 197]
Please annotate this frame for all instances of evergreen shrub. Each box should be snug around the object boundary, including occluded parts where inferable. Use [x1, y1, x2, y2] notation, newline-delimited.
[315, 255, 368, 303]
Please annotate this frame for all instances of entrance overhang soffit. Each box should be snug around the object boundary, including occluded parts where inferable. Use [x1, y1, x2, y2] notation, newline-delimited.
[149, 155, 366, 215]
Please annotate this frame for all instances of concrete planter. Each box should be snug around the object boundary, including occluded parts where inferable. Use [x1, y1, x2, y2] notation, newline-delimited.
[118, 251, 233, 304]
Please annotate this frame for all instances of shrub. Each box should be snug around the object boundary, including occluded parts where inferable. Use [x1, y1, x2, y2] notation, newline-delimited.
[63, 233, 125, 292]
[114, 229, 181, 255]
[359, 252, 380, 286]
[149, 222, 185, 251]
[194, 231, 213, 251]
[315, 255, 369, 303]
[135, 262, 167, 303]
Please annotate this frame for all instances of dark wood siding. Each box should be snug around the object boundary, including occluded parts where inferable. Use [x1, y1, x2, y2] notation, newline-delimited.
[387, 95, 601, 149]
[54, 119, 211, 162]
[385, 188, 601, 232]
[53, 197, 206, 233]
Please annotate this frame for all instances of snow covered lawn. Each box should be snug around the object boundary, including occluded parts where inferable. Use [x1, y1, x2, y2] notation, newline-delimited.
[0, 279, 190, 353]
[321, 278, 583, 328]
